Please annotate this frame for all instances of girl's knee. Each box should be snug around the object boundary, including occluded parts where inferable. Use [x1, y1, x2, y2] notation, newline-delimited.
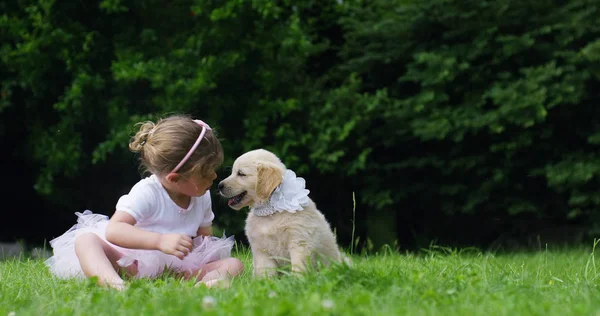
[74, 232, 101, 249]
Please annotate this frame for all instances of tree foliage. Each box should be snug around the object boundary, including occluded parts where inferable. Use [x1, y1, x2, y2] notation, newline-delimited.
[2, 0, 600, 249]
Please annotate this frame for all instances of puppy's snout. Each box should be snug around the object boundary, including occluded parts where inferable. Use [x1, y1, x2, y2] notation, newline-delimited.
[218, 181, 225, 192]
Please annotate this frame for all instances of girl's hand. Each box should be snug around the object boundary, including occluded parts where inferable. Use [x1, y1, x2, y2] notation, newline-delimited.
[157, 234, 193, 259]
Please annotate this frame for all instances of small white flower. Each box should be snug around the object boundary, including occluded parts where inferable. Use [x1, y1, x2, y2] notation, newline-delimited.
[8, 312, 16, 316]
[202, 296, 217, 309]
[321, 299, 335, 310]
[268, 291, 277, 298]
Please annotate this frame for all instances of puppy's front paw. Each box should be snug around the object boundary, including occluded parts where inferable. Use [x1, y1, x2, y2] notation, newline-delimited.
[254, 266, 278, 278]
[252, 252, 279, 278]
[290, 247, 311, 274]
[291, 263, 307, 274]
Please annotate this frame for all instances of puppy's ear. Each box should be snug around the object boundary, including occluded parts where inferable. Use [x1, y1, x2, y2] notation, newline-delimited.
[255, 162, 283, 201]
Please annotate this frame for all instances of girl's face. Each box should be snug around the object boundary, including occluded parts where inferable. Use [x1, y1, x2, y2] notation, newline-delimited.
[177, 169, 218, 197]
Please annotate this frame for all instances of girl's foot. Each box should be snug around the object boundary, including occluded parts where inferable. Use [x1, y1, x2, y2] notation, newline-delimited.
[116, 257, 139, 277]
[98, 277, 127, 291]
[107, 280, 127, 291]
[194, 278, 231, 289]
[124, 259, 139, 277]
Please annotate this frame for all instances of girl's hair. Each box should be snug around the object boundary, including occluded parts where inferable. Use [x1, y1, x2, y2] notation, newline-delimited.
[128, 114, 224, 178]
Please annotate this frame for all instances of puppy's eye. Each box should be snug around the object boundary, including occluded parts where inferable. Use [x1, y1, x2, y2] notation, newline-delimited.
[237, 171, 246, 177]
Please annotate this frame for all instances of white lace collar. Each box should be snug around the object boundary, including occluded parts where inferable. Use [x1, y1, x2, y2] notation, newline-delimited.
[252, 169, 310, 216]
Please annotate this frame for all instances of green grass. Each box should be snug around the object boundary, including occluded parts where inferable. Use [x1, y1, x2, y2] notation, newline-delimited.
[2, 243, 600, 316]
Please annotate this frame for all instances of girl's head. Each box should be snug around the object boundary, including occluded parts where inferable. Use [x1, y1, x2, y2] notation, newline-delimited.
[129, 114, 224, 195]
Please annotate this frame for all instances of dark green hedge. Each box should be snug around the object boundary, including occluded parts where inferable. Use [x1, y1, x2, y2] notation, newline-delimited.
[2, 0, 599, 250]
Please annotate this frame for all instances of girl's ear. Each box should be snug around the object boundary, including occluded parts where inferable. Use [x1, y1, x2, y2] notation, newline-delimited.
[166, 172, 182, 183]
[255, 162, 283, 201]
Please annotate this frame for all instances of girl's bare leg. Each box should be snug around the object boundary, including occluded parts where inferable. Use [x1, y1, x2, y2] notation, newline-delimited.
[74, 233, 138, 290]
[185, 257, 244, 288]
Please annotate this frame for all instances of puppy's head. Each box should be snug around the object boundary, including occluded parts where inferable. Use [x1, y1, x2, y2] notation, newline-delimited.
[218, 149, 285, 210]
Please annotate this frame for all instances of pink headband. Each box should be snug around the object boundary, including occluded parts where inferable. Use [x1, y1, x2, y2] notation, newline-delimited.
[171, 119, 212, 173]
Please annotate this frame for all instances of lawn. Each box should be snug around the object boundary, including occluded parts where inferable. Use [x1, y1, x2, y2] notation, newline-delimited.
[2, 242, 600, 316]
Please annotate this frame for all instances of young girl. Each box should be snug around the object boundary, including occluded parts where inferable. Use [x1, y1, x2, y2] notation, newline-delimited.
[45, 115, 244, 290]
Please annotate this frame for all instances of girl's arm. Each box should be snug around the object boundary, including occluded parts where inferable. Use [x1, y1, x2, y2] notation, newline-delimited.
[197, 225, 213, 237]
[105, 211, 193, 259]
[105, 211, 161, 250]
[197, 205, 215, 237]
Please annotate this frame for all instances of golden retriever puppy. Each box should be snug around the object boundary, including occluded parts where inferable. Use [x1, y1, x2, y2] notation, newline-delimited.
[218, 149, 347, 277]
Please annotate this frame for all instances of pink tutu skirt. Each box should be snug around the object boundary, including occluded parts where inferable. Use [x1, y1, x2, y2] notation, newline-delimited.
[45, 210, 235, 279]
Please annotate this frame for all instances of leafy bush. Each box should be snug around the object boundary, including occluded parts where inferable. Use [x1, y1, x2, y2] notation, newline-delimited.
[2, 0, 599, 249]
